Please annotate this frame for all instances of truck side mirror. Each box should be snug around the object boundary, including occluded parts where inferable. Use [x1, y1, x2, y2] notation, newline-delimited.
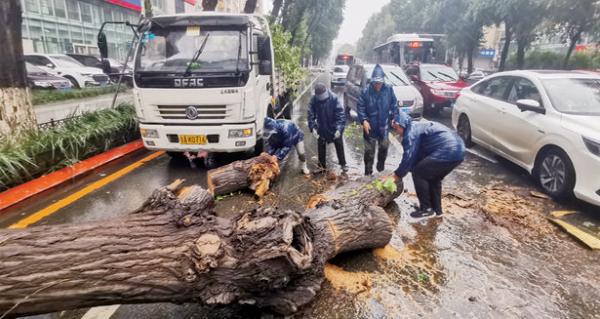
[257, 35, 272, 62]
[259, 60, 272, 75]
[97, 31, 108, 59]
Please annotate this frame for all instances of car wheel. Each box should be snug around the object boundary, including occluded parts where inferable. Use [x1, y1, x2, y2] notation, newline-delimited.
[64, 76, 80, 89]
[457, 115, 474, 148]
[535, 148, 575, 200]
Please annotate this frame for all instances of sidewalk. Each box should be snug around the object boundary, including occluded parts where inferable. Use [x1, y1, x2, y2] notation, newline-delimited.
[34, 92, 134, 124]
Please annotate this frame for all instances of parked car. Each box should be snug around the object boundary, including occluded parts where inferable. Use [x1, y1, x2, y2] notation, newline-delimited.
[405, 63, 468, 115]
[330, 65, 350, 87]
[26, 62, 72, 90]
[452, 70, 600, 206]
[344, 63, 424, 119]
[67, 54, 133, 86]
[24, 54, 109, 88]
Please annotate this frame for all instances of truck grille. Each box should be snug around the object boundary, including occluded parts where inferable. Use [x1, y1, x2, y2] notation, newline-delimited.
[157, 105, 228, 120]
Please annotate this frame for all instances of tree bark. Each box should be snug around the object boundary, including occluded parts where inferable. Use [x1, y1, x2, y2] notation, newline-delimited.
[243, 0, 258, 14]
[516, 38, 527, 70]
[143, 0, 153, 17]
[498, 24, 512, 71]
[0, 0, 36, 137]
[0, 177, 401, 317]
[207, 153, 280, 197]
[202, 0, 219, 11]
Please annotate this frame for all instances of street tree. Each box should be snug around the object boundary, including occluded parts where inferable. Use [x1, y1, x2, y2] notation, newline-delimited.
[202, 0, 219, 11]
[244, 0, 258, 14]
[546, 0, 600, 68]
[0, 0, 37, 137]
[271, 0, 284, 21]
[337, 43, 356, 55]
[355, 4, 395, 61]
[143, 0, 153, 17]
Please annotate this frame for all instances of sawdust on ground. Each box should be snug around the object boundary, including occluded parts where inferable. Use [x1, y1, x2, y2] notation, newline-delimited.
[324, 263, 372, 295]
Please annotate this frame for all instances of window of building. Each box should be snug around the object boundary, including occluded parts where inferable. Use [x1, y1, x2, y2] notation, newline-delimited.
[25, 0, 39, 14]
[80, 3, 92, 23]
[53, 0, 66, 18]
[40, 0, 54, 15]
[92, 5, 102, 24]
[103, 7, 112, 21]
[67, 0, 80, 21]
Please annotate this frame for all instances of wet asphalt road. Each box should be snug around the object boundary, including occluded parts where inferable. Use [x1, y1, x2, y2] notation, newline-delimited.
[2, 73, 600, 319]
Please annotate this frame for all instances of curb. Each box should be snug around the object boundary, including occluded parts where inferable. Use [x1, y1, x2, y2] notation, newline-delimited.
[0, 140, 145, 212]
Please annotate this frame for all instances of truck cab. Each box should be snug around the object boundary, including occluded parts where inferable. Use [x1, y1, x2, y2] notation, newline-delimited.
[126, 13, 274, 154]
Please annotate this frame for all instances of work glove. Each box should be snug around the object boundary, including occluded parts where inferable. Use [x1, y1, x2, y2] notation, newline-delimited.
[334, 130, 341, 139]
[312, 130, 319, 139]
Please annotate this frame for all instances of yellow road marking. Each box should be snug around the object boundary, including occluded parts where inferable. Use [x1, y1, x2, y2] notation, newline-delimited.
[9, 151, 164, 229]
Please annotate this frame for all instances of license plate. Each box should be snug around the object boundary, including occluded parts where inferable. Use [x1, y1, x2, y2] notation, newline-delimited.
[179, 135, 207, 145]
[401, 107, 411, 113]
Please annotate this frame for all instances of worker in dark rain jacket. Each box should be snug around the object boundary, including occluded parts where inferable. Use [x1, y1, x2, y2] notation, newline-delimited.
[357, 64, 400, 176]
[307, 82, 348, 172]
[392, 112, 465, 218]
[263, 117, 310, 175]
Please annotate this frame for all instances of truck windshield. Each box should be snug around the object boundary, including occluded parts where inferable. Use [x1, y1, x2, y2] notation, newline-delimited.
[136, 26, 248, 74]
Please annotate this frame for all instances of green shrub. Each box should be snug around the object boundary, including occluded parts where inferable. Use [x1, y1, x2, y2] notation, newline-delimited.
[507, 50, 600, 70]
[0, 104, 139, 190]
[31, 85, 128, 105]
[271, 24, 308, 92]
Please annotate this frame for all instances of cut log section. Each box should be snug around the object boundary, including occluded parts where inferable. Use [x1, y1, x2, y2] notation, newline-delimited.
[207, 153, 280, 197]
[0, 177, 402, 317]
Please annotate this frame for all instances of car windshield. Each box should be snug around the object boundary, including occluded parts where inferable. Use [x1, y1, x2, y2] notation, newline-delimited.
[364, 66, 410, 86]
[26, 63, 47, 75]
[52, 55, 85, 68]
[382, 67, 411, 86]
[420, 65, 459, 82]
[543, 78, 600, 115]
[136, 26, 248, 74]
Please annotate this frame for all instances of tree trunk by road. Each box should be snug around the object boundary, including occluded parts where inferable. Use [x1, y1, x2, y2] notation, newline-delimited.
[143, 0, 153, 17]
[0, 0, 36, 137]
[207, 153, 280, 197]
[563, 28, 583, 69]
[244, 0, 258, 14]
[516, 38, 527, 70]
[0, 177, 400, 317]
[271, 0, 284, 21]
[202, 0, 219, 11]
[498, 24, 512, 71]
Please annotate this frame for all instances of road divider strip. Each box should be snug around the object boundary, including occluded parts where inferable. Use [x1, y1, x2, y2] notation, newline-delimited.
[0, 140, 145, 212]
[8, 151, 164, 229]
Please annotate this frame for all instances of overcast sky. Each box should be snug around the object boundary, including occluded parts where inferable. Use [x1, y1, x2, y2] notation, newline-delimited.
[334, 0, 390, 45]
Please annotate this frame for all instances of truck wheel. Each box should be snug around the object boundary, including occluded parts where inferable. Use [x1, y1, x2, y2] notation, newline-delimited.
[254, 138, 264, 156]
[534, 148, 575, 201]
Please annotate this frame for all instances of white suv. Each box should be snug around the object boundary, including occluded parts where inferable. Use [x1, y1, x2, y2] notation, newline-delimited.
[452, 70, 600, 206]
[24, 54, 109, 88]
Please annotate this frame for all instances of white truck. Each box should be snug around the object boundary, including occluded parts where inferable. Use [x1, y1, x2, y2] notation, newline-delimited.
[98, 13, 290, 157]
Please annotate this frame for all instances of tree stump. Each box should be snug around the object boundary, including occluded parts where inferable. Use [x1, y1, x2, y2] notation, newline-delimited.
[0, 177, 402, 317]
[207, 153, 280, 197]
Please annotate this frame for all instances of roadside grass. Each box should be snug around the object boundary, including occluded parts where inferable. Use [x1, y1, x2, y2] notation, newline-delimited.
[31, 85, 129, 106]
[0, 104, 139, 190]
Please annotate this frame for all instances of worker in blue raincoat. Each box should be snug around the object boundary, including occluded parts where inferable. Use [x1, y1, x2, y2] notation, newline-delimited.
[392, 112, 465, 218]
[264, 117, 310, 175]
[307, 82, 348, 172]
[357, 64, 400, 176]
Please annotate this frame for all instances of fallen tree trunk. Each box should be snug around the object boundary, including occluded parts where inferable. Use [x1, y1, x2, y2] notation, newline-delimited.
[207, 153, 280, 197]
[0, 177, 401, 317]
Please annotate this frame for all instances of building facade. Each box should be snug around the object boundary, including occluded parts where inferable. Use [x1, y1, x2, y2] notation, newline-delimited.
[19, 0, 191, 61]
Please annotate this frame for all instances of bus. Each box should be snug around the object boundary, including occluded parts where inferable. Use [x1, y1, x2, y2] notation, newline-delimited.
[335, 54, 356, 66]
[374, 33, 441, 67]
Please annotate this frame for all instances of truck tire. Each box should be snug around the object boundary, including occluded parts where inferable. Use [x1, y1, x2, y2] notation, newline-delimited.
[254, 138, 264, 156]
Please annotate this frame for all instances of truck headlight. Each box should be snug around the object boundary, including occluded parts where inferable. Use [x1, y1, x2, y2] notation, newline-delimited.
[229, 128, 253, 138]
[140, 128, 159, 139]
[583, 136, 600, 157]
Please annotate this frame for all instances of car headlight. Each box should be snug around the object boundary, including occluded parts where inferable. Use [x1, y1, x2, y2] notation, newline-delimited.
[229, 128, 253, 139]
[583, 136, 600, 157]
[140, 128, 159, 139]
[33, 81, 52, 88]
